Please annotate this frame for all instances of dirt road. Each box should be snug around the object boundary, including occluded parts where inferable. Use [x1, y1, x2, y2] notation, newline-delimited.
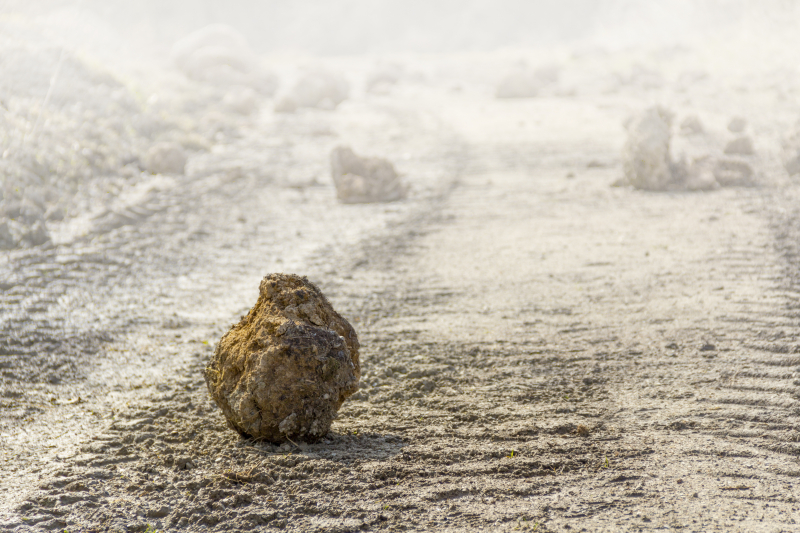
[2, 79, 800, 532]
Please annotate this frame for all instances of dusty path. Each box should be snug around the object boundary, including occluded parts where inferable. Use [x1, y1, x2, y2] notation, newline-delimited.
[2, 88, 800, 532]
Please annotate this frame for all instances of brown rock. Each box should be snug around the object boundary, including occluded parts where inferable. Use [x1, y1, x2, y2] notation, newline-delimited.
[330, 146, 408, 203]
[204, 274, 360, 443]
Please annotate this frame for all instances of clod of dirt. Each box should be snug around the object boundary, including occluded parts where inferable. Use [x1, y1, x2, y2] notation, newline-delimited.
[330, 146, 408, 204]
[144, 142, 187, 175]
[204, 273, 360, 443]
[727, 117, 747, 133]
[620, 106, 675, 190]
[724, 136, 755, 156]
[679, 115, 704, 136]
[170, 24, 278, 95]
[275, 71, 349, 112]
[495, 65, 559, 99]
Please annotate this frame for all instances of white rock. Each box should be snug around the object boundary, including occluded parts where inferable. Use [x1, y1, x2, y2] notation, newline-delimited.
[621, 106, 675, 190]
[144, 142, 187, 175]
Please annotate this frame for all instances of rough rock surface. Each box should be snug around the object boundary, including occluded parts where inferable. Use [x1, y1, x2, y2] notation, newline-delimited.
[144, 142, 188, 175]
[330, 146, 408, 203]
[204, 274, 360, 442]
[620, 106, 675, 190]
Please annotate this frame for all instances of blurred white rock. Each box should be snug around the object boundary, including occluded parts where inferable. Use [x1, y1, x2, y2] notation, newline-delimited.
[620, 106, 675, 190]
[713, 158, 756, 187]
[330, 146, 407, 204]
[679, 115, 704, 136]
[727, 117, 747, 133]
[144, 142, 187, 175]
[170, 25, 277, 95]
[724, 136, 755, 156]
[222, 86, 258, 115]
[275, 70, 350, 113]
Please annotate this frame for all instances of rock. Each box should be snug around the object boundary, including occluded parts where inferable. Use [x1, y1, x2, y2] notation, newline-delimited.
[276, 71, 349, 112]
[170, 25, 277, 95]
[727, 117, 747, 133]
[679, 115, 704, 136]
[204, 274, 360, 443]
[222, 86, 258, 115]
[144, 142, 187, 175]
[713, 158, 755, 187]
[495, 66, 559, 99]
[330, 146, 408, 203]
[724, 136, 755, 156]
[684, 156, 720, 191]
[620, 106, 675, 190]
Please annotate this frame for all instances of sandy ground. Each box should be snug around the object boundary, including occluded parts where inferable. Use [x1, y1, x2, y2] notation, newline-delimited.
[2, 47, 800, 532]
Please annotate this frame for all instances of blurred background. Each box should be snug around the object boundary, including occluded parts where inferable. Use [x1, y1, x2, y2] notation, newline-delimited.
[2, 0, 800, 251]
[4, 0, 800, 55]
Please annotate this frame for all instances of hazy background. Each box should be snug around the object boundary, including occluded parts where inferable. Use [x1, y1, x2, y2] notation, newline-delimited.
[3, 0, 800, 55]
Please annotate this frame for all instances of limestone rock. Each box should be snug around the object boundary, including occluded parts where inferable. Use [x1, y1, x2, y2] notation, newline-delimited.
[144, 142, 187, 175]
[204, 274, 360, 442]
[330, 146, 408, 204]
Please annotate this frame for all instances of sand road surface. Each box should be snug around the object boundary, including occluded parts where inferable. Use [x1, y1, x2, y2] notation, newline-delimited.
[2, 63, 800, 532]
